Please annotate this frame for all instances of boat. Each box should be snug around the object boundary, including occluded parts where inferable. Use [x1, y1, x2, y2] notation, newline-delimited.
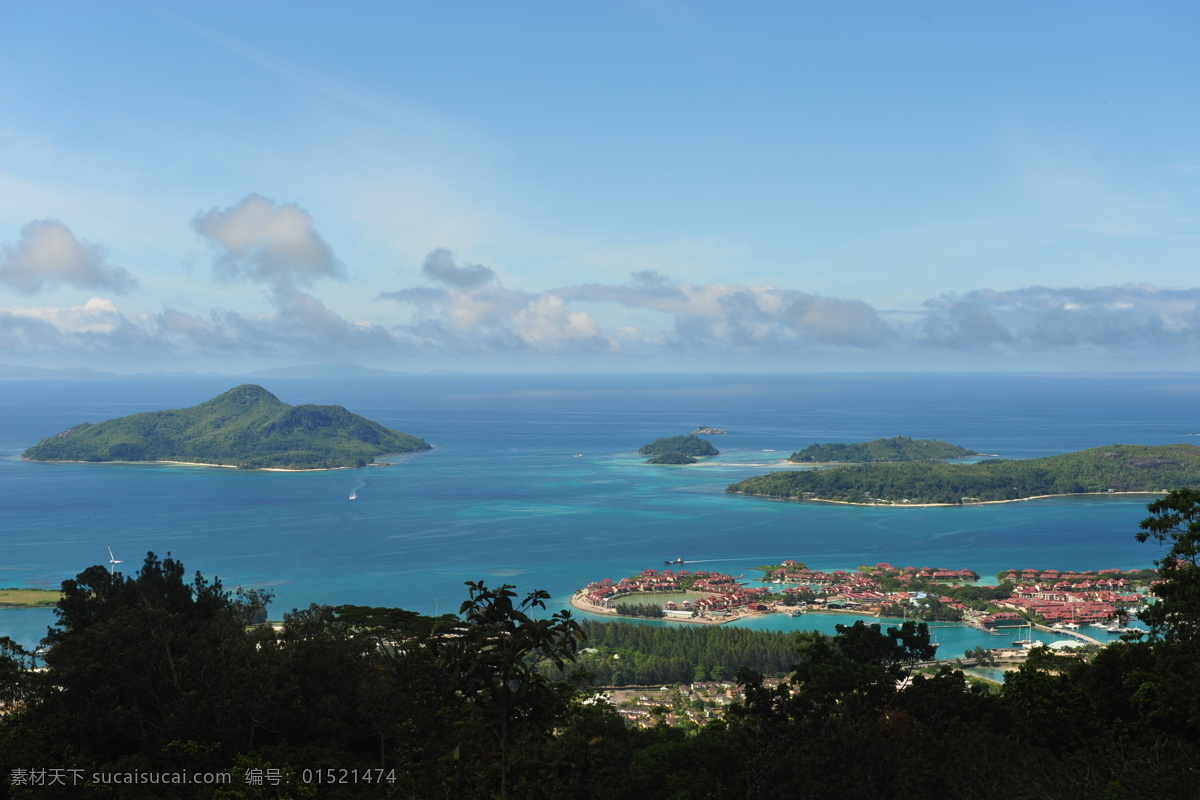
[572, 453, 583, 458]
[664, 557, 684, 565]
[349, 491, 357, 500]
[1012, 622, 1036, 647]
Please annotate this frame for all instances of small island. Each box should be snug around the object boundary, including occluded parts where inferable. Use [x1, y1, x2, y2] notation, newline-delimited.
[728, 444, 1200, 505]
[790, 436, 977, 463]
[22, 384, 432, 470]
[638, 434, 719, 465]
[691, 426, 726, 435]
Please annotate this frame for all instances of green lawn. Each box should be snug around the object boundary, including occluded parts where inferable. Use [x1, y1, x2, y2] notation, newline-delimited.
[0, 588, 61, 608]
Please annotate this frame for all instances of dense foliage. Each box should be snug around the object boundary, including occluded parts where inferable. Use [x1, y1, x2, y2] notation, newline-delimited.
[614, 602, 666, 618]
[5, 492, 1200, 799]
[543, 620, 803, 686]
[646, 452, 698, 465]
[21, 384, 431, 470]
[789, 435, 977, 463]
[730, 443, 1200, 504]
[638, 434, 719, 464]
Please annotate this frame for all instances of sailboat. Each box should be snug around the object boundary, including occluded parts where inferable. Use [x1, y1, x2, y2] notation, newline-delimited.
[1012, 622, 1036, 647]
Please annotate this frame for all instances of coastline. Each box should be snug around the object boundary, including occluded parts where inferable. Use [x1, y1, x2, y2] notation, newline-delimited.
[21, 457, 356, 472]
[728, 490, 1166, 508]
[569, 591, 763, 625]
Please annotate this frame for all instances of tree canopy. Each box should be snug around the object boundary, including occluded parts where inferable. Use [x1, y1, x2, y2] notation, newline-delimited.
[789, 436, 977, 463]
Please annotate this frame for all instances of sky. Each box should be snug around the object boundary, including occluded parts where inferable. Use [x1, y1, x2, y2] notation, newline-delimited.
[0, 1, 1197, 374]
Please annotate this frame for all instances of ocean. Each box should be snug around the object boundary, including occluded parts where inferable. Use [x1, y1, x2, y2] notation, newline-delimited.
[2, 371, 1194, 657]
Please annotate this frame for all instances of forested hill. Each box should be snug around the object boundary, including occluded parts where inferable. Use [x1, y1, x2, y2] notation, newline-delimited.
[729, 444, 1200, 505]
[22, 384, 432, 470]
[789, 436, 977, 463]
[638, 434, 719, 465]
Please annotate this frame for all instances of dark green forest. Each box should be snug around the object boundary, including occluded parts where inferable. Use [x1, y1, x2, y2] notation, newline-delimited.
[21, 385, 431, 470]
[543, 621, 803, 686]
[789, 436, 977, 463]
[3, 491, 1200, 799]
[731, 443, 1200, 504]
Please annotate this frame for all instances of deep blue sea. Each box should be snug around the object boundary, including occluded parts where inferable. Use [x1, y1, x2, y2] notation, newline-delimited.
[3, 372, 1195, 657]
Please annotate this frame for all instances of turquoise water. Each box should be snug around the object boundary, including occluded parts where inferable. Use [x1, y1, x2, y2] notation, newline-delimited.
[1, 372, 1192, 656]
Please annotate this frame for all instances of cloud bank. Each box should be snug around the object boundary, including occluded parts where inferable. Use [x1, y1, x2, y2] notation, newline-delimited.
[0, 219, 136, 295]
[920, 285, 1200, 352]
[5, 220, 1200, 369]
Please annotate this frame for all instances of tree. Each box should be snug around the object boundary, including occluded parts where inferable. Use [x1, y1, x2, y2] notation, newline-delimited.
[19, 553, 273, 771]
[1136, 488, 1200, 644]
[0, 636, 31, 710]
[438, 581, 585, 797]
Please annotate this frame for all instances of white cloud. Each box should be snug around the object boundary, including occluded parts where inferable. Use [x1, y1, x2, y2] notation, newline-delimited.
[383, 284, 616, 355]
[192, 194, 345, 288]
[559, 277, 895, 349]
[0, 220, 136, 295]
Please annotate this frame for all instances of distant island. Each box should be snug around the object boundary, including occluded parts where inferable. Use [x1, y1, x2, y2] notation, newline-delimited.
[639, 434, 720, 465]
[728, 444, 1200, 505]
[22, 384, 432, 470]
[691, 426, 726, 435]
[789, 436, 977, 463]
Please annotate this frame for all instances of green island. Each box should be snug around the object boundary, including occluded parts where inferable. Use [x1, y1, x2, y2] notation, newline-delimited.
[789, 435, 977, 463]
[21, 384, 432, 470]
[728, 443, 1200, 505]
[638, 434, 719, 464]
[0, 587, 61, 608]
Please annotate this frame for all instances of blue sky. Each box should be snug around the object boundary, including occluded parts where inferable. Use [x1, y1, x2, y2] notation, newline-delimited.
[1, 1, 1197, 373]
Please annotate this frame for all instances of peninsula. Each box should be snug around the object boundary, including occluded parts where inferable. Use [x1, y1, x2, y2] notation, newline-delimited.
[22, 384, 432, 470]
[789, 436, 977, 463]
[0, 588, 60, 608]
[728, 444, 1200, 505]
[638, 434, 719, 465]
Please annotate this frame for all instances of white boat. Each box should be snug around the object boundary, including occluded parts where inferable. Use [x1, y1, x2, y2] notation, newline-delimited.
[349, 491, 357, 500]
[572, 453, 583, 458]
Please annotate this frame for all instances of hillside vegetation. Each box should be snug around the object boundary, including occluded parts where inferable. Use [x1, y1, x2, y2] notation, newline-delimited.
[638, 434, 719, 465]
[729, 444, 1200, 505]
[22, 384, 431, 470]
[789, 435, 977, 463]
